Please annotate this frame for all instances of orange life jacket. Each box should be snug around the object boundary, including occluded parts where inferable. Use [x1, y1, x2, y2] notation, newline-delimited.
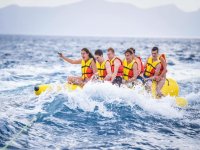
[110, 57, 123, 77]
[137, 56, 144, 74]
[159, 54, 166, 75]
[81, 59, 93, 80]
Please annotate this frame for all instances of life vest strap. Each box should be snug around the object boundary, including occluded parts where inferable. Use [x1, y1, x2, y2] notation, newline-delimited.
[123, 74, 132, 77]
[123, 66, 132, 70]
[144, 70, 154, 75]
[82, 72, 93, 75]
[99, 75, 106, 77]
[97, 68, 106, 71]
[81, 65, 90, 68]
[146, 63, 157, 69]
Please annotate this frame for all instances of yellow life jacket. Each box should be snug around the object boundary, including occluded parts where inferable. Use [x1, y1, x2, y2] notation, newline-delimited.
[96, 60, 109, 80]
[81, 59, 93, 80]
[144, 56, 161, 77]
[123, 59, 136, 81]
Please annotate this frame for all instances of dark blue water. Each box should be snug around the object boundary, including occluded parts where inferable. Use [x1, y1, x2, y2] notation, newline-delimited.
[0, 35, 200, 149]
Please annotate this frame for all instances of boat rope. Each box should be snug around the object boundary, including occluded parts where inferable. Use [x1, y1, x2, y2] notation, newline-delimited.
[0, 114, 39, 150]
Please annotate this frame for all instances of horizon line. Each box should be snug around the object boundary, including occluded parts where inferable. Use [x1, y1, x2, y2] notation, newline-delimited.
[1, 33, 200, 40]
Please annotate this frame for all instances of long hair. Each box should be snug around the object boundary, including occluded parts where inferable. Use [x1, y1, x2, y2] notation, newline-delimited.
[81, 48, 96, 62]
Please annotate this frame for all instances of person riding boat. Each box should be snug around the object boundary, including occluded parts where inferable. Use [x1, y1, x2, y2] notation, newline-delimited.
[129, 47, 144, 81]
[129, 47, 144, 74]
[58, 48, 97, 87]
[94, 49, 112, 81]
[122, 49, 139, 85]
[107, 47, 123, 86]
[143, 47, 166, 97]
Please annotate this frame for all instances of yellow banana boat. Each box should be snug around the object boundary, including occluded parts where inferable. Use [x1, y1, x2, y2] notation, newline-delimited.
[34, 78, 187, 107]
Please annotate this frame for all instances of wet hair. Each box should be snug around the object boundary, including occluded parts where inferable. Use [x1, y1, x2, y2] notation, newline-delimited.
[107, 47, 115, 53]
[129, 47, 135, 54]
[94, 49, 103, 56]
[152, 47, 159, 53]
[81, 48, 96, 62]
[124, 49, 133, 55]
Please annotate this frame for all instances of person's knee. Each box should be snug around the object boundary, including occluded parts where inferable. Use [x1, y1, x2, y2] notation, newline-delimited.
[156, 82, 162, 90]
[67, 78, 72, 82]
[146, 80, 152, 87]
[160, 78, 165, 86]
[68, 76, 73, 80]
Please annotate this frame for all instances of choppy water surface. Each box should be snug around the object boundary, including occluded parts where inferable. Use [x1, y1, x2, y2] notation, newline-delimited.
[0, 35, 200, 149]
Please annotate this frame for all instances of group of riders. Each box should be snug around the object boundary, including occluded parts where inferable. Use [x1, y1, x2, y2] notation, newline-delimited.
[58, 47, 167, 97]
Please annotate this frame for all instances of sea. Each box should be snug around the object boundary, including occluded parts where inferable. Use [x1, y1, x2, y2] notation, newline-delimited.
[0, 35, 200, 150]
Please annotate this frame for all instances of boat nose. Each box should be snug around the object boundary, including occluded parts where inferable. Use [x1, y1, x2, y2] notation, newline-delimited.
[34, 86, 39, 91]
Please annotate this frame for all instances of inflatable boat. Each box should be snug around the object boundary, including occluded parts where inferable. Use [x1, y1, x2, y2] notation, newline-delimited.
[34, 78, 187, 107]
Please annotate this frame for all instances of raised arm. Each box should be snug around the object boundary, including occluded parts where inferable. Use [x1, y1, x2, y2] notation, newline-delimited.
[59, 53, 81, 64]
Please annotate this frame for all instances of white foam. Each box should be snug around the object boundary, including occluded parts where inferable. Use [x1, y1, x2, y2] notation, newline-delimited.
[54, 82, 185, 118]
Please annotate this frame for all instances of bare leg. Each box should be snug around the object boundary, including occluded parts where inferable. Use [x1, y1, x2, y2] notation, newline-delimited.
[67, 76, 84, 86]
[145, 80, 152, 93]
[156, 77, 166, 97]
